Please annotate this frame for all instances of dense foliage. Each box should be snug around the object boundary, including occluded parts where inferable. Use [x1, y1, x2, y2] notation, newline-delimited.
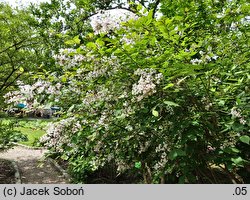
[0, 3, 41, 96]
[0, 119, 27, 151]
[2, 0, 250, 183]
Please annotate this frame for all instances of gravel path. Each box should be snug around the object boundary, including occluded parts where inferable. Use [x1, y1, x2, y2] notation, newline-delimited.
[0, 146, 68, 184]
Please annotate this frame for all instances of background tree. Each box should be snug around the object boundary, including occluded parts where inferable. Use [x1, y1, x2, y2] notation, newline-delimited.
[0, 3, 42, 104]
[0, 2, 44, 151]
[28, 0, 161, 56]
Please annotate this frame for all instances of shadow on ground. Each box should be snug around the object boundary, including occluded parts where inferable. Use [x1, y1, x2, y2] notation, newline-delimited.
[17, 158, 67, 184]
[0, 146, 68, 184]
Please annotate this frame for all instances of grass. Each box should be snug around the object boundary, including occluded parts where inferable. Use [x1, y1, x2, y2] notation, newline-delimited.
[0, 117, 49, 147]
[16, 127, 45, 146]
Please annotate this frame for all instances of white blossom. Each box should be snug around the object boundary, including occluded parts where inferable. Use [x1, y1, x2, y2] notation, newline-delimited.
[230, 107, 242, 118]
[90, 9, 138, 35]
[132, 68, 163, 101]
[239, 118, 246, 125]
[190, 58, 202, 65]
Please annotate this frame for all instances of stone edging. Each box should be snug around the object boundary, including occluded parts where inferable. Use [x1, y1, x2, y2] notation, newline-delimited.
[47, 158, 71, 182]
[10, 160, 22, 184]
[7, 144, 71, 183]
[47, 158, 72, 183]
[12, 142, 47, 150]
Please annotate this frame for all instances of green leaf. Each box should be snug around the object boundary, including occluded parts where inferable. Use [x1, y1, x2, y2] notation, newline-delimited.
[232, 124, 244, 132]
[169, 149, 186, 160]
[218, 100, 225, 106]
[136, 4, 143, 11]
[236, 98, 241, 105]
[210, 87, 216, 92]
[67, 105, 75, 113]
[169, 150, 178, 161]
[175, 16, 183, 21]
[165, 18, 173, 26]
[61, 154, 69, 160]
[231, 157, 244, 165]
[164, 101, 180, 107]
[65, 35, 81, 45]
[73, 35, 81, 45]
[86, 42, 96, 49]
[224, 147, 240, 154]
[61, 76, 67, 82]
[239, 135, 250, 145]
[114, 48, 123, 54]
[152, 109, 159, 117]
[192, 121, 199, 126]
[231, 147, 240, 153]
[135, 161, 141, 169]
[163, 83, 174, 89]
[87, 33, 94, 38]
[96, 38, 105, 46]
[146, 10, 153, 25]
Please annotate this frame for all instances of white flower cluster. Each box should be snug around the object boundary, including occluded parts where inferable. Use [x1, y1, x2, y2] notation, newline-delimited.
[153, 142, 170, 171]
[40, 117, 83, 151]
[92, 16, 116, 35]
[4, 80, 61, 108]
[132, 68, 163, 101]
[90, 111, 111, 130]
[138, 141, 150, 154]
[83, 87, 110, 107]
[91, 10, 137, 35]
[116, 159, 130, 172]
[4, 90, 25, 105]
[71, 55, 119, 81]
[119, 103, 134, 119]
[53, 48, 85, 69]
[120, 35, 135, 45]
[190, 58, 203, 65]
[84, 67, 108, 80]
[190, 50, 219, 65]
[230, 107, 246, 125]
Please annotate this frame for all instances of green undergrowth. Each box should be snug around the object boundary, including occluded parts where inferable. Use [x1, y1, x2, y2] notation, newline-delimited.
[1, 117, 49, 147]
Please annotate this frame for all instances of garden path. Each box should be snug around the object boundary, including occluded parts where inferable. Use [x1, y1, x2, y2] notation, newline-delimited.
[0, 146, 68, 184]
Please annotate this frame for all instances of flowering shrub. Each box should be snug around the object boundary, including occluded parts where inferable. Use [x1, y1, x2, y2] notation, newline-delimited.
[5, 1, 250, 183]
[90, 9, 138, 34]
[4, 80, 61, 111]
[132, 68, 163, 101]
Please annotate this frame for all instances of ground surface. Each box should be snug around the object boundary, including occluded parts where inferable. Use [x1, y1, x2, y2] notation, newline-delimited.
[0, 159, 16, 184]
[0, 146, 68, 184]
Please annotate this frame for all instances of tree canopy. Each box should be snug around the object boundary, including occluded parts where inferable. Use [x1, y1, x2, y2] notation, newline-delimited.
[0, 3, 36, 93]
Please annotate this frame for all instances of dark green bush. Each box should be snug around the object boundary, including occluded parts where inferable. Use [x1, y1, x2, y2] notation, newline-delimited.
[0, 120, 27, 151]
